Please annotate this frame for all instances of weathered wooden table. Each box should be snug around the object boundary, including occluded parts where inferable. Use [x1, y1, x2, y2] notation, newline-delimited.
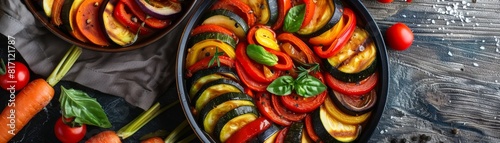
[2, 0, 499, 142]
[364, 0, 500, 142]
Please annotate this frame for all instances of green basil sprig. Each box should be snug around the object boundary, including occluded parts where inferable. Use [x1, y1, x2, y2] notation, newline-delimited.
[267, 64, 326, 97]
[59, 86, 112, 128]
[246, 44, 278, 66]
[283, 4, 305, 33]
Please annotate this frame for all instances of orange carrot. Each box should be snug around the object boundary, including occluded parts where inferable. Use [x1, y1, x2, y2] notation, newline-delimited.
[0, 46, 81, 143]
[86, 131, 122, 143]
[140, 137, 163, 143]
[0, 79, 54, 142]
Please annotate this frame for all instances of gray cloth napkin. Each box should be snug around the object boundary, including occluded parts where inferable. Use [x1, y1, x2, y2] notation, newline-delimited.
[0, 0, 186, 110]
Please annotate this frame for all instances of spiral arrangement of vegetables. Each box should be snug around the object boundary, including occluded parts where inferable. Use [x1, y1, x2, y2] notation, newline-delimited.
[184, 0, 380, 142]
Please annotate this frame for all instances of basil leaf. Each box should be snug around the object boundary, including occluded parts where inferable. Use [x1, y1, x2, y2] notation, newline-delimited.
[246, 44, 278, 66]
[59, 86, 112, 128]
[295, 75, 327, 97]
[267, 76, 294, 96]
[283, 4, 305, 33]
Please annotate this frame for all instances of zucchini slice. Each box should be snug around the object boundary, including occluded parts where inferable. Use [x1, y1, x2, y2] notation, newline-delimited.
[266, 0, 279, 26]
[284, 122, 304, 143]
[323, 95, 371, 125]
[325, 28, 377, 82]
[187, 66, 239, 98]
[258, 124, 280, 143]
[193, 79, 244, 111]
[202, 9, 249, 39]
[214, 106, 259, 142]
[298, 0, 343, 37]
[101, 0, 136, 46]
[312, 105, 361, 143]
[200, 93, 254, 135]
[189, 32, 238, 48]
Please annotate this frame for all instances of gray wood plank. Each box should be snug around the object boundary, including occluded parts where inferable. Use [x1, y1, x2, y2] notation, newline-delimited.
[362, 0, 500, 142]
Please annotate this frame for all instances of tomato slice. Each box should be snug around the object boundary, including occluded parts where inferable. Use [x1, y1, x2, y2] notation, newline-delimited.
[272, 0, 292, 30]
[190, 24, 239, 42]
[274, 127, 289, 143]
[211, 0, 256, 27]
[235, 61, 268, 92]
[313, 8, 356, 58]
[324, 72, 378, 96]
[277, 33, 320, 64]
[114, 1, 152, 35]
[280, 72, 326, 113]
[271, 94, 306, 121]
[255, 92, 292, 126]
[301, 0, 316, 28]
[236, 42, 281, 83]
[185, 55, 234, 77]
[304, 114, 322, 143]
[225, 117, 271, 143]
[121, 0, 170, 29]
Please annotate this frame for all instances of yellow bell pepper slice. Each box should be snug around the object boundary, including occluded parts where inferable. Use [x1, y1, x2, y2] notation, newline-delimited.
[185, 39, 236, 68]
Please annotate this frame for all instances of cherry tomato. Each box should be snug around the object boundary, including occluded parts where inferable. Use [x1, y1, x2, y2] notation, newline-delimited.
[385, 22, 414, 51]
[54, 117, 87, 143]
[377, 0, 393, 3]
[0, 61, 30, 92]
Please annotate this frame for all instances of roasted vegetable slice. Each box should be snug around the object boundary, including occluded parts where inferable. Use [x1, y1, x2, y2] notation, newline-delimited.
[192, 79, 244, 111]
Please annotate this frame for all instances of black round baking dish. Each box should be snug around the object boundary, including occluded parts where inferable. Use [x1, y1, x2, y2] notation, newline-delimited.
[176, 0, 389, 142]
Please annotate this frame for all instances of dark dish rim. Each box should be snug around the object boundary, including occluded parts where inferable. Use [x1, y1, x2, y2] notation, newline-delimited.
[175, 0, 389, 142]
[24, 0, 197, 52]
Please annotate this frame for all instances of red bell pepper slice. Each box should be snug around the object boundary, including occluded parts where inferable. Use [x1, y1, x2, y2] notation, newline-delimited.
[235, 42, 281, 83]
[211, 0, 256, 27]
[244, 87, 254, 98]
[235, 61, 268, 92]
[121, 0, 170, 29]
[114, 2, 152, 35]
[279, 72, 326, 113]
[225, 117, 272, 143]
[272, 0, 292, 30]
[190, 24, 239, 42]
[255, 92, 292, 126]
[271, 94, 306, 122]
[185, 55, 234, 77]
[274, 127, 289, 143]
[304, 114, 323, 143]
[301, 0, 316, 28]
[313, 8, 357, 58]
[266, 48, 293, 71]
[277, 33, 320, 64]
[324, 72, 378, 96]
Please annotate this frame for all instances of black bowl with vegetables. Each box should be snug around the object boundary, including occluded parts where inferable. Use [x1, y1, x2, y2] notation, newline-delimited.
[176, 0, 389, 142]
[24, 0, 196, 52]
